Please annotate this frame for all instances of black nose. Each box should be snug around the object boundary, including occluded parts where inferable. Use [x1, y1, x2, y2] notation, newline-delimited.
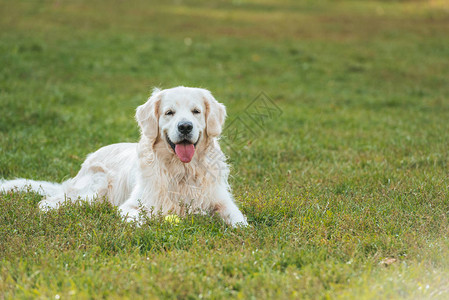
[178, 121, 193, 134]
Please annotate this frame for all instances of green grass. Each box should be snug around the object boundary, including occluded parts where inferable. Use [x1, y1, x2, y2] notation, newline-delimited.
[1, 0, 449, 298]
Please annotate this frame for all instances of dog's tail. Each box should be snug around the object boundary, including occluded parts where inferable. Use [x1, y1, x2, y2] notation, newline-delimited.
[0, 178, 63, 197]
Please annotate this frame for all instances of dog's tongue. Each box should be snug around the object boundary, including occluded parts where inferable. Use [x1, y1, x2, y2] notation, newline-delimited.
[175, 143, 195, 163]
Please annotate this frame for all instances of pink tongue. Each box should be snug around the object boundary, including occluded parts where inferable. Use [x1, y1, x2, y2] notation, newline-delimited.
[174, 143, 195, 163]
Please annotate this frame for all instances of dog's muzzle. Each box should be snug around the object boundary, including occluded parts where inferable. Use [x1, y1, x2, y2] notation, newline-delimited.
[166, 133, 200, 163]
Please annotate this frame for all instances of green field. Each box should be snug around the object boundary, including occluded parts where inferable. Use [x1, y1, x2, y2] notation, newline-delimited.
[1, 0, 449, 298]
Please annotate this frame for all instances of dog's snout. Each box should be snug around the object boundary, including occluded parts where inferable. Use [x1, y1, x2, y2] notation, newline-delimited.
[178, 121, 193, 134]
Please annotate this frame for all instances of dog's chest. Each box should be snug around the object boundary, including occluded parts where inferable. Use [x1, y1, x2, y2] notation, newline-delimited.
[166, 172, 206, 203]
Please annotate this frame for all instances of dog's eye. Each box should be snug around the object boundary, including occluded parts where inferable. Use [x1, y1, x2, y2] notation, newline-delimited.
[192, 109, 201, 114]
[165, 110, 174, 116]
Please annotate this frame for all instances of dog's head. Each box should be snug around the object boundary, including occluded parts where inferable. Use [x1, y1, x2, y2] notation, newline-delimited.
[136, 86, 226, 163]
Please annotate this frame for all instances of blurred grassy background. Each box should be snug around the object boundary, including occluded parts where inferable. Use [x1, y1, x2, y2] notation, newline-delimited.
[1, 0, 449, 298]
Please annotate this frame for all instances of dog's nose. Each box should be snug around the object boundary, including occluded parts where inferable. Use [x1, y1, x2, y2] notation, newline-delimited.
[178, 121, 193, 134]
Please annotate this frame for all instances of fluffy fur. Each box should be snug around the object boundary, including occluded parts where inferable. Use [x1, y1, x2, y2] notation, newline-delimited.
[1, 87, 248, 227]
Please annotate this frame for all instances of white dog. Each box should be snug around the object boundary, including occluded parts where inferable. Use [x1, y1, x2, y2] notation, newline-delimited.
[1, 87, 248, 227]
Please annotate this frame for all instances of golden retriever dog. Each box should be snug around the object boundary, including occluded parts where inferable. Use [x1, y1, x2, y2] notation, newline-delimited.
[1, 87, 248, 227]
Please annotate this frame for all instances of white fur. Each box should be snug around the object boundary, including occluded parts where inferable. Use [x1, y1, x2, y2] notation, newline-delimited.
[1, 87, 248, 227]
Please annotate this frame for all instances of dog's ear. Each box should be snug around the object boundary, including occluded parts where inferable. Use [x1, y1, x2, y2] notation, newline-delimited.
[203, 90, 227, 138]
[136, 88, 162, 143]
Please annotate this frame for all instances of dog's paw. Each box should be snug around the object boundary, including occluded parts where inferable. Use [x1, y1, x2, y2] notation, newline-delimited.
[38, 197, 61, 212]
[230, 217, 249, 228]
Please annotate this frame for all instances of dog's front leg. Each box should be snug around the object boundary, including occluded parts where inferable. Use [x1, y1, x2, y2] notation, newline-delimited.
[214, 188, 248, 227]
[119, 199, 141, 222]
[118, 186, 145, 222]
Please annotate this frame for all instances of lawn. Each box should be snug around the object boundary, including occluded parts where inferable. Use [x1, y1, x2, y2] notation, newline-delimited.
[1, 0, 449, 298]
